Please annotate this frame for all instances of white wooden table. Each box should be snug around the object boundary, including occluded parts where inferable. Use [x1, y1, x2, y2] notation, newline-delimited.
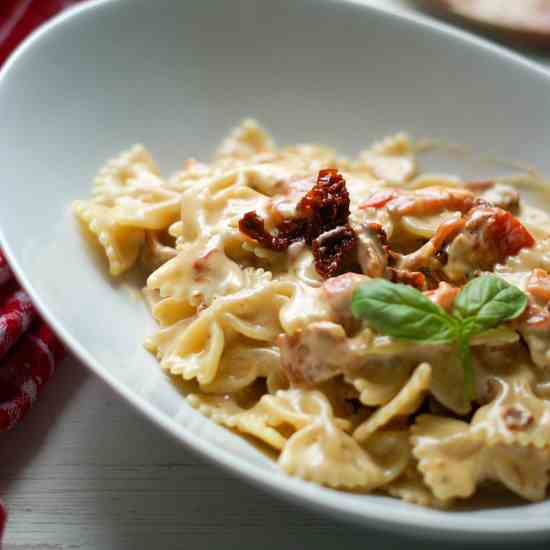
[2, 2, 550, 548]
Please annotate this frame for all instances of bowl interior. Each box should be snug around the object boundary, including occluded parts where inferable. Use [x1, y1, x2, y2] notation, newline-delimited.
[1, 0, 550, 539]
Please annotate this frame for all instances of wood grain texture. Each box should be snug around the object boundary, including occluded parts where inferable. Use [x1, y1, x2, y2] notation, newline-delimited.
[1, 2, 550, 548]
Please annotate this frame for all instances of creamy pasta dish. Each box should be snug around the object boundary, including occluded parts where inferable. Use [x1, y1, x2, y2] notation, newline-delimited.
[74, 120, 550, 507]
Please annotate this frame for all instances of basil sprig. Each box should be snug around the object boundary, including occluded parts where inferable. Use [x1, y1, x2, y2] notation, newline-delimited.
[351, 275, 528, 400]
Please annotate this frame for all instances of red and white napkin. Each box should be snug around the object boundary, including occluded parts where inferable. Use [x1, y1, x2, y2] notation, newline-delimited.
[0, 0, 84, 538]
[0, 250, 66, 537]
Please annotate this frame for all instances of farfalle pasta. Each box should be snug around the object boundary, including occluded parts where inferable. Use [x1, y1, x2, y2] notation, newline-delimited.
[75, 120, 550, 506]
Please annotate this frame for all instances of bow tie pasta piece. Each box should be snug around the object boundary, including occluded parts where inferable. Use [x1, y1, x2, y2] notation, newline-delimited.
[187, 393, 287, 450]
[102, 182, 181, 230]
[74, 201, 145, 276]
[279, 423, 409, 490]
[222, 310, 282, 343]
[386, 461, 447, 509]
[146, 236, 248, 309]
[187, 389, 351, 452]
[177, 169, 280, 259]
[144, 317, 194, 360]
[411, 415, 485, 501]
[140, 230, 178, 272]
[148, 295, 196, 327]
[93, 144, 159, 193]
[74, 144, 182, 275]
[344, 361, 414, 407]
[93, 144, 181, 230]
[161, 318, 225, 385]
[199, 345, 285, 395]
[353, 363, 432, 442]
[168, 158, 217, 192]
[200, 173, 272, 225]
[365, 430, 412, 486]
[428, 354, 472, 416]
[259, 389, 351, 433]
[356, 133, 416, 184]
[219, 286, 289, 343]
[147, 241, 273, 324]
[412, 414, 550, 502]
[280, 144, 342, 174]
[280, 423, 376, 488]
[472, 365, 550, 449]
[399, 211, 462, 242]
[489, 445, 550, 502]
[148, 281, 292, 385]
[259, 391, 409, 490]
[215, 119, 276, 162]
[284, 246, 323, 287]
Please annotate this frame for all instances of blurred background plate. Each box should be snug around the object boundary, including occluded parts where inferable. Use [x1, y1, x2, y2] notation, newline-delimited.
[416, 0, 550, 49]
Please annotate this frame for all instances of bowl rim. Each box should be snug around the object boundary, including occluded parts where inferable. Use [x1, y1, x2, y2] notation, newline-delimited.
[1, 0, 550, 539]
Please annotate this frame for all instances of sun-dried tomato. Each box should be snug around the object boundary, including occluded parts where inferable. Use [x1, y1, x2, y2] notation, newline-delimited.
[358, 220, 427, 289]
[465, 206, 534, 261]
[388, 268, 426, 290]
[423, 282, 460, 312]
[430, 215, 466, 251]
[365, 222, 388, 244]
[239, 169, 355, 278]
[360, 190, 397, 209]
[312, 225, 358, 279]
[360, 187, 478, 217]
[239, 168, 350, 252]
[489, 209, 534, 259]
[296, 168, 350, 243]
[391, 188, 476, 218]
[238, 211, 304, 251]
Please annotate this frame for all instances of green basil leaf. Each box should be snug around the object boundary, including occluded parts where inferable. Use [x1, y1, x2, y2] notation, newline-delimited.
[352, 279, 458, 343]
[452, 275, 528, 335]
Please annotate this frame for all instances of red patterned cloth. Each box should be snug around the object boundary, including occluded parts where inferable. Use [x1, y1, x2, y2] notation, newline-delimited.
[0, 322, 65, 431]
[0, 253, 11, 287]
[0, 1, 84, 65]
[0, 283, 37, 361]
[0, 0, 82, 539]
[0, 259, 66, 539]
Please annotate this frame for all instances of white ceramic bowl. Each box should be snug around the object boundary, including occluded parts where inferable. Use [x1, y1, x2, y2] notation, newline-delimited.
[1, 0, 550, 541]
